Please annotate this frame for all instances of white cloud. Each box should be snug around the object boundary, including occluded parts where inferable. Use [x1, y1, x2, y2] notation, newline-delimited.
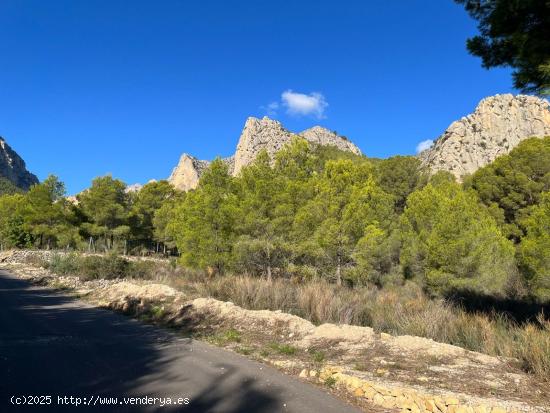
[281, 90, 328, 119]
[266, 101, 279, 116]
[260, 101, 279, 117]
[416, 139, 434, 153]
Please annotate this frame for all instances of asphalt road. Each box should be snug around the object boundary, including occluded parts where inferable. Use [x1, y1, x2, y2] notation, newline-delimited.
[0, 270, 362, 413]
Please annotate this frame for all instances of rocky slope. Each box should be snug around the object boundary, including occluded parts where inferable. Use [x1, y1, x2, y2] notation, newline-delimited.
[0, 137, 39, 190]
[168, 153, 212, 192]
[420, 94, 550, 179]
[168, 117, 361, 191]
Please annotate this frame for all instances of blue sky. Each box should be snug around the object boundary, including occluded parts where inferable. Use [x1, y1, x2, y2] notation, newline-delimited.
[0, 0, 514, 194]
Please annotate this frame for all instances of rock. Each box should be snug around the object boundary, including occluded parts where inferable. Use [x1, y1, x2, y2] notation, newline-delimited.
[363, 385, 377, 400]
[168, 116, 362, 190]
[125, 183, 143, 193]
[299, 126, 361, 156]
[375, 368, 389, 376]
[373, 393, 385, 405]
[424, 399, 437, 412]
[380, 332, 392, 340]
[297, 323, 375, 348]
[353, 388, 364, 397]
[0, 137, 39, 190]
[309, 370, 318, 377]
[234, 117, 362, 176]
[420, 94, 550, 180]
[168, 153, 211, 191]
[446, 398, 460, 406]
[299, 369, 308, 378]
[435, 398, 447, 412]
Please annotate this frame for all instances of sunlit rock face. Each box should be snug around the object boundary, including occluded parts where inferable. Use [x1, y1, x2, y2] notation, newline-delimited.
[420, 94, 550, 180]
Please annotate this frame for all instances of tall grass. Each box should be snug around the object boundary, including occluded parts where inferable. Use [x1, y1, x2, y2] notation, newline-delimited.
[42, 253, 550, 381]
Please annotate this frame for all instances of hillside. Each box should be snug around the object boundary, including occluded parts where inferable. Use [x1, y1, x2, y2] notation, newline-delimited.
[0, 137, 38, 191]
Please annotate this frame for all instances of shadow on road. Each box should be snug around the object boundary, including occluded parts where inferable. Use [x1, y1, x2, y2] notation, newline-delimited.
[0, 273, 281, 412]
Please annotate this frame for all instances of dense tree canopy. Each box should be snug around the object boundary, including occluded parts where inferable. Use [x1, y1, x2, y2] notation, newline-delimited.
[1, 137, 549, 302]
[400, 180, 515, 296]
[519, 192, 550, 301]
[465, 137, 550, 241]
[0, 177, 22, 196]
[455, 0, 550, 95]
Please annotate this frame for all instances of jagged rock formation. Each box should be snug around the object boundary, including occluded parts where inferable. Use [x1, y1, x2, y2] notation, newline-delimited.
[232, 117, 296, 176]
[299, 126, 361, 156]
[168, 154, 211, 192]
[168, 116, 362, 190]
[0, 137, 39, 190]
[420, 94, 550, 179]
[233, 118, 361, 176]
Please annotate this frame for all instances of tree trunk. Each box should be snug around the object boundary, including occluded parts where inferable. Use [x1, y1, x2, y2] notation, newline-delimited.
[266, 264, 272, 282]
[336, 257, 342, 286]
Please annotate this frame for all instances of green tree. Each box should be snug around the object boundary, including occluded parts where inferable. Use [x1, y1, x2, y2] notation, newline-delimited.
[235, 151, 290, 279]
[374, 156, 429, 212]
[0, 177, 23, 196]
[169, 159, 238, 274]
[153, 192, 185, 255]
[518, 192, 550, 301]
[22, 175, 75, 249]
[455, 0, 550, 95]
[465, 137, 550, 241]
[293, 159, 381, 284]
[129, 180, 177, 252]
[78, 175, 129, 251]
[401, 180, 515, 296]
[0, 194, 30, 249]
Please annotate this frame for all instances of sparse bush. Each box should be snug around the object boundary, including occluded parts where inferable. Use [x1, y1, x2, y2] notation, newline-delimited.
[47, 253, 79, 275]
[269, 342, 297, 356]
[76, 255, 129, 280]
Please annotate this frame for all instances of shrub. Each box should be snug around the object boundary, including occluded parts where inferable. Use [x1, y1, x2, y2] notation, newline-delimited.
[76, 255, 130, 280]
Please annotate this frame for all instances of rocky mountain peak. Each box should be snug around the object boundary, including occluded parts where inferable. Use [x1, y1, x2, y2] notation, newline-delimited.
[168, 116, 363, 191]
[420, 94, 550, 179]
[233, 116, 297, 176]
[168, 153, 211, 192]
[0, 137, 39, 190]
[299, 126, 361, 156]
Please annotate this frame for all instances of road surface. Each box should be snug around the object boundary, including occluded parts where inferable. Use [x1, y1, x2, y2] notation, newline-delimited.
[0, 270, 362, 413]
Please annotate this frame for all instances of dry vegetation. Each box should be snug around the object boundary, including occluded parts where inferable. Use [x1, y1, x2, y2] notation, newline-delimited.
[41, 253, 550, 382]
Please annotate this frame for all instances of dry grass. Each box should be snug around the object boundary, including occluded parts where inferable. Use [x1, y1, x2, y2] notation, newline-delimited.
[167, 273, 550, 381]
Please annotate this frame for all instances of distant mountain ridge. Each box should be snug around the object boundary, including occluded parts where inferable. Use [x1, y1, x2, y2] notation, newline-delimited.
[0, 137, 39, 190]
[420, 94, 550, 179]
[168, 116, 362, 191]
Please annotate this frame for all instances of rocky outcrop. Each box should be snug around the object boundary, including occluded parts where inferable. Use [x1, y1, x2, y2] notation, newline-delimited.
[299, 126, 361, 156]
[168, 117, 362, 190]
[232, 117, 298, 175]
[0, 137, 39, 190]
[168, 153, 211, 192]
[420, 94, 550, 179]
[233, 117, 362, 176]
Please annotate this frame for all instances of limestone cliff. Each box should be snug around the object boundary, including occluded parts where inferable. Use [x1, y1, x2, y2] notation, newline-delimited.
[168, 116, 362, 190]
[420, 94, 550, 179]
[168, 154, 211, 192]
[299, 126, 361, 156]
[0, 137, 39, 190]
